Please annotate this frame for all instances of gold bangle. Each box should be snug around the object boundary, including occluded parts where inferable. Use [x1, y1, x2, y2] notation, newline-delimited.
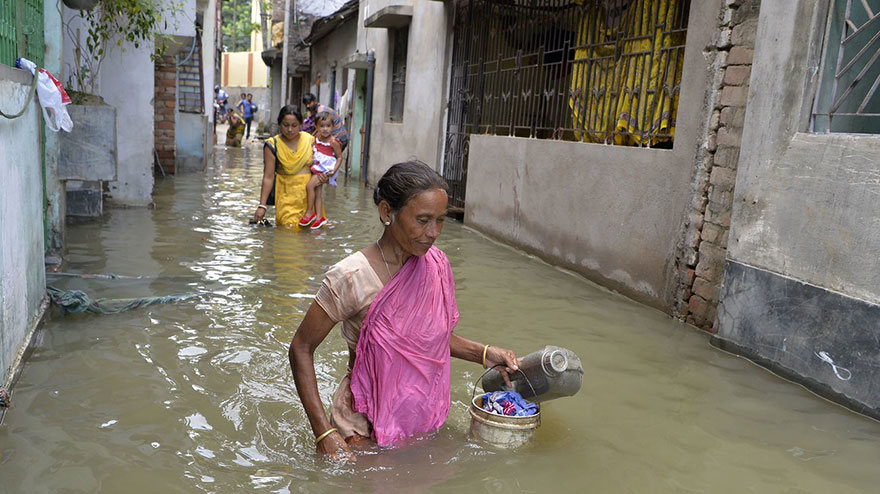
[314, 427, 338, 445]
[482, 344, 490, 369]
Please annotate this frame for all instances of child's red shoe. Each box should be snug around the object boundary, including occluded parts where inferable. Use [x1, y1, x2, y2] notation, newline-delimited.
[310, 217, 327, 229]
[298, 213, 316, 226]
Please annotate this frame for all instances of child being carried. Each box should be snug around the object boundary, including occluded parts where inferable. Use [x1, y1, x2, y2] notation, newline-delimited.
[299, 111, 343, 229]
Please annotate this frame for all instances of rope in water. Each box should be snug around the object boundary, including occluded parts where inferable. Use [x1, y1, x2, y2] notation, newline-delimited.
[46, 286, 199, 315]
[47, 272, 133, 280]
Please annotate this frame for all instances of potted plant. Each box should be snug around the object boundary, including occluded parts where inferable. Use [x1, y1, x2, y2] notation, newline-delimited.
[60, 0, 182, 217]
[63, 0, 98, 10]
[64, 0, 180, 96]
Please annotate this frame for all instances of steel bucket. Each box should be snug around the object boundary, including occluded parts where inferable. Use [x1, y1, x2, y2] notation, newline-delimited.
[468, 366, 541, 448]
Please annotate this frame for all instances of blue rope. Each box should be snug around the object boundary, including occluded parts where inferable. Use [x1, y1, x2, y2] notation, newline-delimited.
[46, 286, 198, 315]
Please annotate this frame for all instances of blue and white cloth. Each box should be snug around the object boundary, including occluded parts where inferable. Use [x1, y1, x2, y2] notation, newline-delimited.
[481, 391, 537, 417]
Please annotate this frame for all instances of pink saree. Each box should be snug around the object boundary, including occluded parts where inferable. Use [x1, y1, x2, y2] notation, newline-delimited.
[349, 246, 460, 446]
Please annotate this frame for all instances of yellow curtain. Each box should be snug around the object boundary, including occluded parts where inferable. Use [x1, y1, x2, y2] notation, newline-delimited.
[569, 0, 685, 146]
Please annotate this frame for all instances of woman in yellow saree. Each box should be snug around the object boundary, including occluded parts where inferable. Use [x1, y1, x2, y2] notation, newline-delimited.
[226, 109, 246, 147]
[253, 106, 322, 228]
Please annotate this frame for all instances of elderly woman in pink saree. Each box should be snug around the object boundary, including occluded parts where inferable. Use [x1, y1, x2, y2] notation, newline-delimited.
[289, 161, 520, 459]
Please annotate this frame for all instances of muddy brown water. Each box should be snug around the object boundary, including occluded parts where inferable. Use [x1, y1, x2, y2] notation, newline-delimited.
[1, 146, 879, 493]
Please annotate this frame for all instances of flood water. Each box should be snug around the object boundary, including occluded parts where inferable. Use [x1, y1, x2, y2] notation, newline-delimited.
[1, 145, 879, 493]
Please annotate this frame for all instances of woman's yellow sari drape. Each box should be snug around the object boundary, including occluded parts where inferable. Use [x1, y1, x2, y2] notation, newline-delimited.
[272, 132, 316, 228]
[569, 0, 685, 146]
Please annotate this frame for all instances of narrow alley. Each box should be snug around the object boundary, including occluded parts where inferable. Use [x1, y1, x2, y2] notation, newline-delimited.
[4, 0, 880, 491]
[1, 146, 879, 492]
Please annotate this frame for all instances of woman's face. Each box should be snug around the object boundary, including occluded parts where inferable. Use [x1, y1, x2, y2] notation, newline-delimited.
[279, 114, 301, 139]
[388, 188, 449, 257]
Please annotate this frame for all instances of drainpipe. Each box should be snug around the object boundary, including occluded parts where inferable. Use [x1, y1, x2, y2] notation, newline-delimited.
[362, 51, 375, 183]
[281, 0, 291, 105]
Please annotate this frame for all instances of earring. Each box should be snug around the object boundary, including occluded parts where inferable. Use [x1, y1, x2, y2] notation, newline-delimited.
[384, 221, 391, 226]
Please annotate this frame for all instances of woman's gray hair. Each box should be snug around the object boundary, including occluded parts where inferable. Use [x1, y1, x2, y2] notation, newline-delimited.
[373, 160, 449, 211]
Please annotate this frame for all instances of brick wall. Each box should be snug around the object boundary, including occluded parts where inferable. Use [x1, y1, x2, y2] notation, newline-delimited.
[678, 0, 760, 330]
[154, 55, 177, 175]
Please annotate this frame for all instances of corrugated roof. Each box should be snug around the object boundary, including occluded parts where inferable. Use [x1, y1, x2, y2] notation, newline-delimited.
[301, 0, 359, 47]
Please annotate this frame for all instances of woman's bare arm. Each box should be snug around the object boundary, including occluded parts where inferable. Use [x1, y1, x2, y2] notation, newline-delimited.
[255, 146, 276, 219]
[289, 302, 352, 458]
[450, 333, 519, 374]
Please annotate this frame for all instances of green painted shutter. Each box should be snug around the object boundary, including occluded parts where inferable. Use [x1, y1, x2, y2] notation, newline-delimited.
[0, 0, 43, 67]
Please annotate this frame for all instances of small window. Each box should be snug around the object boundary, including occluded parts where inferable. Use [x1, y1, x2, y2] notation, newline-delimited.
[389, 26, 409, 122]
[811, 0, 880, 133]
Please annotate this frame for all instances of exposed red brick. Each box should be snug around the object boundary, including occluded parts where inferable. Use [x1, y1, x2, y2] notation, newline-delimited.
[688, 295, 710, 325]
[723, 65, 751, 86]
[726, 46, 754, 65]
[693, 276, 718, 302]
[720, 85, 749, 107]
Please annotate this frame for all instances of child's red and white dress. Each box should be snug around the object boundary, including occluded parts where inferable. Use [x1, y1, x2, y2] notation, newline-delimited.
[311, 138, 339, 186]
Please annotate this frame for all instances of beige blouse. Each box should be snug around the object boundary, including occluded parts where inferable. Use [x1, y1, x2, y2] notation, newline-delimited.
[315, 251, 383, 438]
[315, 251, 384, 349]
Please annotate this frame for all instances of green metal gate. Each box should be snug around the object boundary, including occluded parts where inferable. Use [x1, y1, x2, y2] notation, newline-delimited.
[0, 0, 44, 67]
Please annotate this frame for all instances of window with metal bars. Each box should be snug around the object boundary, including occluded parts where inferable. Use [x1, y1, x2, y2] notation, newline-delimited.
[811, 0, 880, 134]
[0, 0, 43, 67]
[178, 35, 204, 114]
[448, 0, 688, 148]
[389, 25, 408, 123]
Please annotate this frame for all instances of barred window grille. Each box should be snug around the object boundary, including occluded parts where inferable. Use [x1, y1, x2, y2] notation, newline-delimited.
[178, 35, 205, 114]
[389, 26, 409, 123]
[443, 0, 689, 209]
[0, 0, 44, 67]
[811, 0, 880, 133]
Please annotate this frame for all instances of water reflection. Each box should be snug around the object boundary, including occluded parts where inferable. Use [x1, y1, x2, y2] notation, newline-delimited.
[0, 145, 879, 493]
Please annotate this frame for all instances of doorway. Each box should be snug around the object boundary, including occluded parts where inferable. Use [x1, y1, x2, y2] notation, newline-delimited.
[349, 69, 367, 181]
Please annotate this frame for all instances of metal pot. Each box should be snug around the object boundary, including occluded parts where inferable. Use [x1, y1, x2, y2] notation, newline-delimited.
[62, 0, 98, 10]
[469, 395, 541, 448]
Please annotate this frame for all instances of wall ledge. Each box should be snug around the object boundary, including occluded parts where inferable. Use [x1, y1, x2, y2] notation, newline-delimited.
[0, 64, 33, 85]
[364, 5, 413, 29]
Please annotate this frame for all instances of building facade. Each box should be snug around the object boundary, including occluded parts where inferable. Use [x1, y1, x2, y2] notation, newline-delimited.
[0, 0, 219, 389]
[303, 0, 880, 420]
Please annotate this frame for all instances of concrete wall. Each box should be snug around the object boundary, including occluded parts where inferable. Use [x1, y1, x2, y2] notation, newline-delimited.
[715, 0, 880, 418]
[309, 16, 358, 109]
[202, 0, 218, 126]
[221, 52, 269, 87]
[159, 0, 197, 39]
[61, 6, 156, 206]
[465, 0, 723, 310]
[268, 63, 283, 132]
[361, 0, 450, 182]
[44, 0, 65, 258]
[102, 42, 155, 206]
[0, 65, 48, 385]
[177, 113, 208, 172]
[222, 85, 272, 130]
[202, 0, 218, 157]
[726, 0, 879, 300]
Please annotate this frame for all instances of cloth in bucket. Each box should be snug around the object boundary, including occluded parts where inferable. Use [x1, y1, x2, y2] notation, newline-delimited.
[482, 391, 538, 417]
